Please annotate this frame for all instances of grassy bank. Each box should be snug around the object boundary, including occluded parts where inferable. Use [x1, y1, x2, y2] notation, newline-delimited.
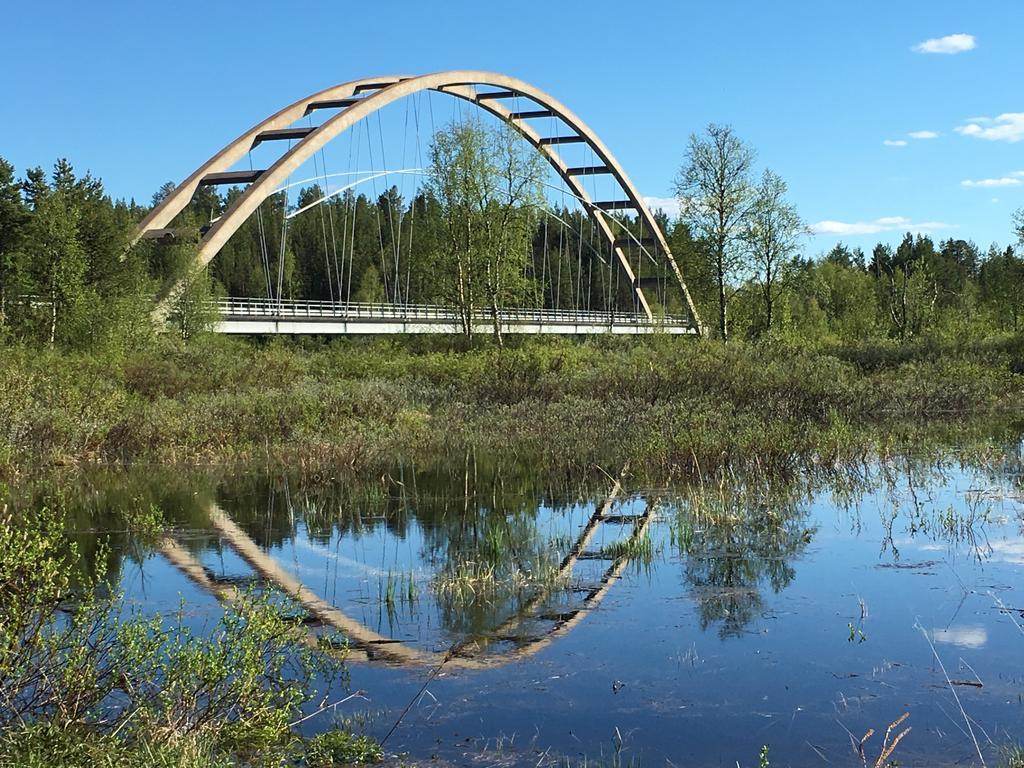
[2, 333, 1022, 481]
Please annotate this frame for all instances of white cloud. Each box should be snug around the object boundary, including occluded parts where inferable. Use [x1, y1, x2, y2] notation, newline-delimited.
[932, 625, 987, 649]
[643, 196, 681, 220]
[961, 177, 1022, 188]
[912, 33, 976, 54]
[810, 216, 953, 236]
[883, 139, 908, 147]
[908, 130, 939, 139]
[955, 113, 1024, 143]
[1014, 171, 1024, 177]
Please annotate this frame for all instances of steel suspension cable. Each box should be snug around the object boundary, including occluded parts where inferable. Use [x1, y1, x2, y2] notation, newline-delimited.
[364, 117, 391, 302]
[311, 136, 335, 304]
[376, 108, 401, 305]
[405, 91, 424, 306]
[249, 150, 274, 300]
[315, 119, 343, 303]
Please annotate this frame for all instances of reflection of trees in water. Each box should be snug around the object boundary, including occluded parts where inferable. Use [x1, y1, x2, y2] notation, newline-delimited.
[672, 442, 1024, 639]
[215, 453, 609, 638]
[218, 451, 608, 547]
[1, 469, 220, 587]
[982, 430, 1024, 502]
[13, 431, 1024, 642]
[675, 486, 814, 639]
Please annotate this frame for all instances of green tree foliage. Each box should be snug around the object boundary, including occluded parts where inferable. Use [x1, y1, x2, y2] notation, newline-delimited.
[426, 118, 545, 343]
[0, 158, 29, 331]
[675, 123, 756, 340]
[2, 143, 1023, 355]
[353, 261, 386, 303]
[1, 158, 153, 349]
[23, 184, 87, 345]
[742, 169, 804, 336]
[980, 244, 1024, 331]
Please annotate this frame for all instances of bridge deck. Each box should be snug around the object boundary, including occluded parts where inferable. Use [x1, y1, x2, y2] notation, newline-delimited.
[213, 299, 696, 335]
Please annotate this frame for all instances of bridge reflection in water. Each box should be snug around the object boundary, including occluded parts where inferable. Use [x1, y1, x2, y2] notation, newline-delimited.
[212, 298, 696, 335]
[160, 472, 654, 668]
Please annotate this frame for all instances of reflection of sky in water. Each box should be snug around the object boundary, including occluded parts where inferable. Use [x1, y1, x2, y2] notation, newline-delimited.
[106, 454, 1024, 767]
[932, 625, 988, 649]
[990, 537, 1024, 565]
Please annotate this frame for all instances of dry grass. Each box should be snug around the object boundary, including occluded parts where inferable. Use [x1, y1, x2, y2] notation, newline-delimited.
[852, 712, 911, 768]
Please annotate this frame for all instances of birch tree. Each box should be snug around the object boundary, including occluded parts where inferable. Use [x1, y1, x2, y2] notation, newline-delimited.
[743, 169, 804, 335]
[675, 124, 755, 341]
[427, 119, 544, 344]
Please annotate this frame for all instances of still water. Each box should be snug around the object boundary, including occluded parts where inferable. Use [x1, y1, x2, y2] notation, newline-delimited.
[62, 444, 1024, 766]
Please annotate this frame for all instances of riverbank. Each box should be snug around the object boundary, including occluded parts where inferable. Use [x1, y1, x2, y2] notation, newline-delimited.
[2, 334, 1022, 482]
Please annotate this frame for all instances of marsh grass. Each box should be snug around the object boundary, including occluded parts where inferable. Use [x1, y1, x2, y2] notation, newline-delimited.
[854, 712, 911, 768]
[378, 569, 418, 609]
[599, 531, 655, 565]
[1000, 745, 1024, 768]
[0, 723, 233, 768]
[2, 335, 1021, 482]
[431, 552, 567, 615]
[302, 730, 384, 766]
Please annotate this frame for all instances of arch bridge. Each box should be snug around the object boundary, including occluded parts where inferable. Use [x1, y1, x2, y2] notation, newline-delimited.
[137, 71, 703, 336]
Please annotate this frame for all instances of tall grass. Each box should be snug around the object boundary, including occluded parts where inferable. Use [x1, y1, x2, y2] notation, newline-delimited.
[1, 334, 1020, 481]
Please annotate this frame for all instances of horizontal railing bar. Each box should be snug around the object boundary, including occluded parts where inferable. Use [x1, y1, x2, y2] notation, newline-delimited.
[566, 165, 612, 176]
[475, 90, 519, 100]
[208, 299, 691, 327]
[304, 97, 366, 114]
[508, 109, 557, 119]
[252, 126, 317, 147]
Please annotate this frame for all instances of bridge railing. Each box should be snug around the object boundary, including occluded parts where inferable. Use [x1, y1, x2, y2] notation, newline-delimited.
[212, 297, 693, 328]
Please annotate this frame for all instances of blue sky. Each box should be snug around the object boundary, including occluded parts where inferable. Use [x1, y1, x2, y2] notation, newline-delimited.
[4, 0, 1022, 253]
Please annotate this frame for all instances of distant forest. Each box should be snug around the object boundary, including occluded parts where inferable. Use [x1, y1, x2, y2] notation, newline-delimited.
[1, 124, 1022, 348]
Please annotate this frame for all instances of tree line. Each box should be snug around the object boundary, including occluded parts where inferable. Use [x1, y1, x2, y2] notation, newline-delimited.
[673, 123, 1024, 341]
[1, 120, 1022, 348]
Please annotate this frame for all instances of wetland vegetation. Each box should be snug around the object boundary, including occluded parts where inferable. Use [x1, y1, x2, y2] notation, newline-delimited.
[2, 331, 1023, 484]
[2, 129, 1024, 766]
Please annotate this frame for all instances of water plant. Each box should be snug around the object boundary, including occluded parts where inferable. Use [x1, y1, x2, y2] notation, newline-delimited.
[302, 730, 383, 766]
[599, 531, 655, 564]
[378, 569, 418, 611]
[1000, 745, 1024, 768]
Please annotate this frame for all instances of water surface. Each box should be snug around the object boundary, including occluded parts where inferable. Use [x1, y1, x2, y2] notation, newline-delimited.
[49, 445, 1024, 766]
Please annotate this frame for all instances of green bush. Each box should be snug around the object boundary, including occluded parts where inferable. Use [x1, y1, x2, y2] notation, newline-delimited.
[0, 500, 370, 766]
[302, 730, 384, 766]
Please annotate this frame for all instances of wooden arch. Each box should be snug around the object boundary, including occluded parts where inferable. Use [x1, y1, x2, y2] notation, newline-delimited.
[136, 71, 703, 333]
